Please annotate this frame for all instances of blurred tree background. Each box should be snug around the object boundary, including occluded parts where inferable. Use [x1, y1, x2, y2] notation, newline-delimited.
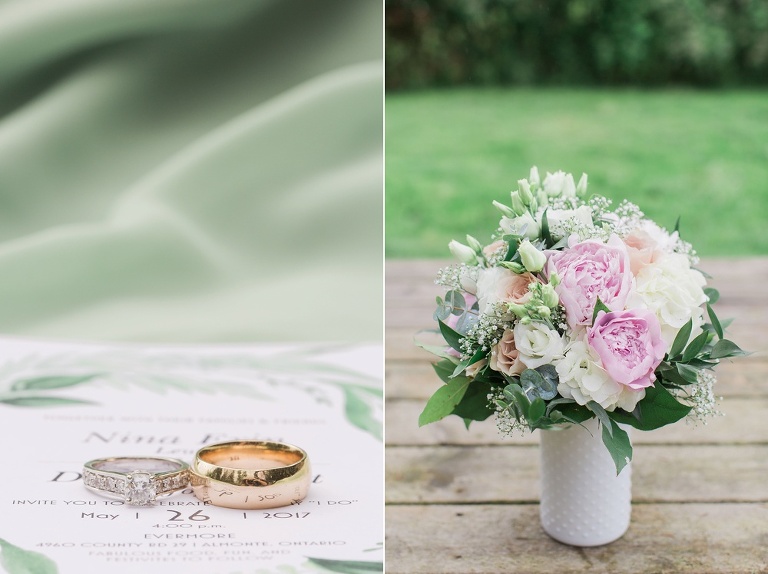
[386, 0, 768, 89]
[385, 0, 768, 258]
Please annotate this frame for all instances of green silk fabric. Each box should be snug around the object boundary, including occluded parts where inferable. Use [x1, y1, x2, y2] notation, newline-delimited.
[0, 0, 383, 342]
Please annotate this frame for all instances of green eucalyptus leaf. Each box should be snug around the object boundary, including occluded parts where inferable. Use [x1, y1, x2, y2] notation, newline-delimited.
[704, 287, 720, 304]
[677, 363, 701, 384]
[445, 290, 466, 316]
[455, 311, 479, 334]
[418, 376, 471, 426]
[341, 385, 382, 441]
[669, 319, 693, 359]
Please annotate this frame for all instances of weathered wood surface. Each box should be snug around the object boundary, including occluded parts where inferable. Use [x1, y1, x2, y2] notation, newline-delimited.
[385, 258, 768, 574]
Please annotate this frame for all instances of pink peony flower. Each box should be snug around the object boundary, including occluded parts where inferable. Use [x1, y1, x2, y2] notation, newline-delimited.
[546, 235, 632, 328]
[588, 309, 666, 390]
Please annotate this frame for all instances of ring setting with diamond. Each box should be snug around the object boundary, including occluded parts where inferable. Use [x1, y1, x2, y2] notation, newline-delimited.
[83, 457, 190, 506]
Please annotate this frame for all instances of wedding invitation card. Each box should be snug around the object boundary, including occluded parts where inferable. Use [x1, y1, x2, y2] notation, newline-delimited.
[0, 338, 383, 573]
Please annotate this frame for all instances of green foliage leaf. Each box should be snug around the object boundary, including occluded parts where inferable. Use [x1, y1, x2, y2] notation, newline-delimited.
[0, 538, 59, 574]
[704, 287, 720, 304]
[669, 319, 693, 359]
[451, 382, 494, 422]
[433, 359, 457, 383]
[528, 397, 546, 422]
[676, 363, 700, 384]
[591, 297, 611, 325]
[541, 208, 552, 246]
[438, 319, 463, 353]
[0, 396, 95, 407]
[706, 304, 723, 340]
[609, 381, 691, 430]
[414, 337, 461, 362]
[681, 331, 710, 362]
[601, 419, 633, 475]
[450, 348, 486, 378]
[710, 339, 749, 359]
[307, 557, 383, 574]
[586, 401, 614, 436]
[503, 238, 519, 262]
[418, 376, 471, 426]
[673, 215, 681, 234]
[10, 374, 99, 391]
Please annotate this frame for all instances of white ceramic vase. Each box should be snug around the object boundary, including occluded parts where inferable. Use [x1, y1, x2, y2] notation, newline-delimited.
[539, 417, 632, 546]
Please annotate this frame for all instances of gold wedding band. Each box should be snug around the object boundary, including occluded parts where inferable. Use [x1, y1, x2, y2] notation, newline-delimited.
[83, 456, 190, 506]
[190, 441, 310, 509]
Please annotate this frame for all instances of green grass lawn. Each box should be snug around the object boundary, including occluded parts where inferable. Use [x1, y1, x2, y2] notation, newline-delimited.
[386, 89, 768, 258]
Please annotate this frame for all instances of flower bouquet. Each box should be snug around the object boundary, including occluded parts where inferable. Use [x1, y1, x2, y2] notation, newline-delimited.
[418, 167, 745, 544]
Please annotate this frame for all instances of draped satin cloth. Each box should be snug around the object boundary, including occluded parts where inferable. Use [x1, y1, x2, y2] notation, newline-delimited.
[0, 0, 383, 342]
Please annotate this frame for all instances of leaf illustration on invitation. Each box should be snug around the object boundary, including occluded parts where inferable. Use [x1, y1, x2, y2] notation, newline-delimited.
[10, 374, 99, 391]
[0, 538, 58, 574]
[306, 557, 383, 574]
[0, 396, 95, 407]
[341, 385, 383, 442]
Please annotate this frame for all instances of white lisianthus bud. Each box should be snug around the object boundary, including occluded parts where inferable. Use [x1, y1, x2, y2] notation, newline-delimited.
[448, 240, 477, 264]
[529, 166, 541, 188]
[493, 200, 516, 218]
[506, 302, 528, 318]
[563, 173, 576, 197]
[536, 190, 548, 208]
[537, 306, 551, 317]
[540, 283, 559, 308]
[576, 173, 588, 195]
[518, 179, 533, 205]
[499, 212, 540, 240]
[499, 261, 526, 274]
[510, 191, 526, 216]
[518, 239, 547, 273]
[465, 234, 483, 253]
[549, 271, 561, 288]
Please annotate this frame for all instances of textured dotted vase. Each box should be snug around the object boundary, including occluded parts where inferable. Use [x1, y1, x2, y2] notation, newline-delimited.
[539, 417, 631, 546]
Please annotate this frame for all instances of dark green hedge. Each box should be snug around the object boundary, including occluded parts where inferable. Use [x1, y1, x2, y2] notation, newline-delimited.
[386, 0, 768, 89]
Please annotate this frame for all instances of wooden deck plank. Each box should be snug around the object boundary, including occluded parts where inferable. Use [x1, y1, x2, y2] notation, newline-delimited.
[386, 444, 768, 503]
[385, 504, 768, 574]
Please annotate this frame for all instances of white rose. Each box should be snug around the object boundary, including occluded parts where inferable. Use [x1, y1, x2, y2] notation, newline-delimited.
[513, 322, 565, 369]
[626, 253, 707, 345]
[637, 220, 678, 254]
[542, 170, 577, 198]
[500, 212, 540, 240]
[538, 205, 594, 240]
[556, 341, 645, 412]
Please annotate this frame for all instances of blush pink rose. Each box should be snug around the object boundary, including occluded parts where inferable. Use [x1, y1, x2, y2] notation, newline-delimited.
[588, 309, 666, 390]
[489, 329, 525, 376]
[476, 267, 538, 315]
[623, 228, 662, 275]
[546, 235, 632, 328]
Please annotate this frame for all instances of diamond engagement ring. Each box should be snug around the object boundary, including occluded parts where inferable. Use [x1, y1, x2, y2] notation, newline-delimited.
[190, 441, 310, 509]
[83, 457, 190, 506]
